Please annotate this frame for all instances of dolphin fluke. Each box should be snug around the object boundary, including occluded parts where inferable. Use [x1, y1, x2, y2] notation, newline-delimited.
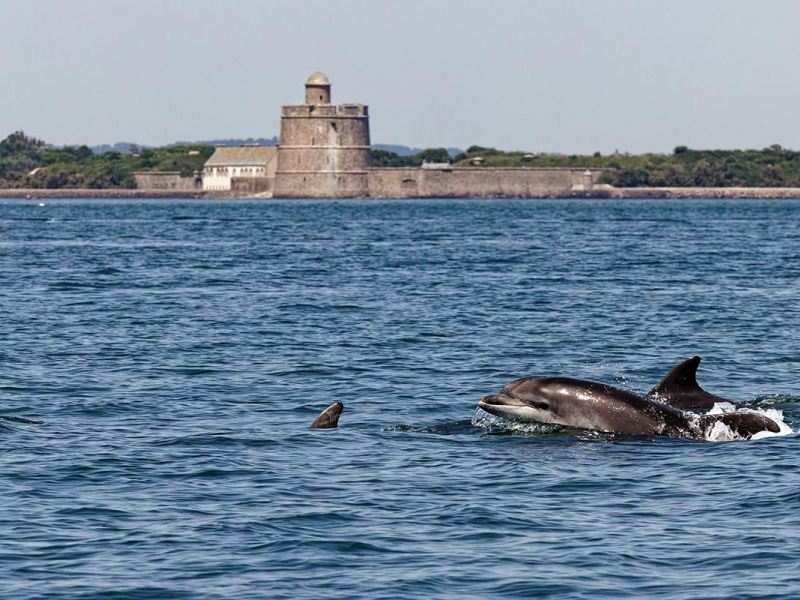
[647, 356, 739, 410]
[310, 402, 343, 429]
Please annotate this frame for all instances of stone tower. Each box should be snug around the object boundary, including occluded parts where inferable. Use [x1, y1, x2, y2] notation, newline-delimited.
[273, 72, 371, 198]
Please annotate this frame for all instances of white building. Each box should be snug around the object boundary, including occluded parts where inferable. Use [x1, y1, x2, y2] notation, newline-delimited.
[202, 144, 278, 191]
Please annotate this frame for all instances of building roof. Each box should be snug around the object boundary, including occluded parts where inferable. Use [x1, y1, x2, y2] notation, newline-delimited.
[306, 71, 331, 86]
[204, 146, 277, 167]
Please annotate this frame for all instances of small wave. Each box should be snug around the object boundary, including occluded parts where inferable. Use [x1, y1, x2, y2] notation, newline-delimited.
[153, 434, 241, 448]
[383, 419, 477, 435]
[0, 415, 43, 424]
[56, 506, 132, 517]
[202, 278, 237, 286]
[170, 367, 219, 376]
[484, 257, 520, 264]
[275, 302, 321, 311]
[753, 394, 800, 407]
[48, 281, 104, 290]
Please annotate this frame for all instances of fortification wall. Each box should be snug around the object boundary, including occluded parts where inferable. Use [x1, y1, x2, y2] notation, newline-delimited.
[274, 104, 371, 198]
[134, 172, 201, 191]
[230, 177, 273, 195]
[367, 168, 605, 199]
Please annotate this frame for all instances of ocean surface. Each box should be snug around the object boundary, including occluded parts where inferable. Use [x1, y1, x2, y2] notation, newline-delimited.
[2, 198, 800, 599]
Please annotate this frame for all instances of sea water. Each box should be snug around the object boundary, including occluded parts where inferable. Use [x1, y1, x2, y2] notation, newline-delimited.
[1, 198, 800, 599]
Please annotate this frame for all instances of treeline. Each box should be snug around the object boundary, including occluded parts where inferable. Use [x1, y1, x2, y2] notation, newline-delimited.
[450, 145, 800, 187]
[0, 131, 213, 189]
[5, 130, 800, 189]
[599, 146, 800, 187]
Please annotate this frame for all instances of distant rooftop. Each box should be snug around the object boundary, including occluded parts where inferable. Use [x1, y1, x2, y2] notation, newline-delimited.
[306, 71, 331, 86]
[204, 146, 277, 167]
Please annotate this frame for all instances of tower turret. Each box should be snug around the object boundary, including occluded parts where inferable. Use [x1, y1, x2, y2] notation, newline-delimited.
[305, 72, 331, 104]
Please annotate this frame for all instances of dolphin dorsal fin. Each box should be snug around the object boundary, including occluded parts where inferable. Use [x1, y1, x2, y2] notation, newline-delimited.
[648, 356, 703, 397]
[310, 402, 343, 429]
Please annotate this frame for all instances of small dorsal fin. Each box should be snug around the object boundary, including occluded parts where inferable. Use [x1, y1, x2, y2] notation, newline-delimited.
[310, 402, 343, 429]
[648, 356, 702, 397]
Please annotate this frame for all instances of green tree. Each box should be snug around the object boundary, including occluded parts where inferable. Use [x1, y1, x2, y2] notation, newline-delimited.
[693, 159, 724, 186]
[649, 164, 690, 187]
[609, 168, 650, 187]
[760, 165, 784, 186]
[0, 131, 44, 158]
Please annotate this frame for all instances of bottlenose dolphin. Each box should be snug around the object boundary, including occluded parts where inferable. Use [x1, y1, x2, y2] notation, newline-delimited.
[479, 377, 779, 440]
[310, 402, 343, 429]
[646, 356, 741, 410]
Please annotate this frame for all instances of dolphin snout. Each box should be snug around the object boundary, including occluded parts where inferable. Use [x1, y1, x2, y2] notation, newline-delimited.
[479, 393, 522, 406]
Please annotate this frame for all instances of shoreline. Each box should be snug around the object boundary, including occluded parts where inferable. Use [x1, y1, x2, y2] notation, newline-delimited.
[1, 187, 800, 200]
[0, 189, 207, 199]
[612, 187, 800, 199]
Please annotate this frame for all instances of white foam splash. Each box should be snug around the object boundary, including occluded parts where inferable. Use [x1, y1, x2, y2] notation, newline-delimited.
[703, 402, 794, 442]
[704, 420, 737, 442]
[472, 407, 562, 435]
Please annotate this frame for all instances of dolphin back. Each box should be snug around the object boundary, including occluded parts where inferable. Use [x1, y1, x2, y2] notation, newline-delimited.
[310, 402, 344, 429]
[696, 412, 780, 439]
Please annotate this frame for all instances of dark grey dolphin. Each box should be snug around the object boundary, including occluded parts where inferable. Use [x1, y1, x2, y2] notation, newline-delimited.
[310, 402, 343, 429]
[479, 377, 779, 440]
[647, 356, 741, 410]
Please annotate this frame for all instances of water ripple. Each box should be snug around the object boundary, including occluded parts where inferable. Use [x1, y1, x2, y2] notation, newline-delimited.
[2, 199, 800, 599]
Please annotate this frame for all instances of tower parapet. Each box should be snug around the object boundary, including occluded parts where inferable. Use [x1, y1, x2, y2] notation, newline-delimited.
[274, 73, 371, 198]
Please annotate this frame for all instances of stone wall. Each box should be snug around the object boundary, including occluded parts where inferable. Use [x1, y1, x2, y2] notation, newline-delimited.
[367, 168, 606, 199]
[134, 172, 201, 190]
[230, 177, 274, 195]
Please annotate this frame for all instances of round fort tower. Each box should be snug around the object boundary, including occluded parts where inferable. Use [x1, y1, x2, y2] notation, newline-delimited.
[274, 72, 371, 199]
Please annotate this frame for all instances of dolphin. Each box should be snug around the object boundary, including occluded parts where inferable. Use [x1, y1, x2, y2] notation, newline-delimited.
[646, 356, 741, 410]
[478, 376, 779, 440]
[310, 402, 343, 429]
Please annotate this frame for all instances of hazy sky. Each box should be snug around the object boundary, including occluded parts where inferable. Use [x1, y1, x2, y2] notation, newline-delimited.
[1, 0, 798, 154]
